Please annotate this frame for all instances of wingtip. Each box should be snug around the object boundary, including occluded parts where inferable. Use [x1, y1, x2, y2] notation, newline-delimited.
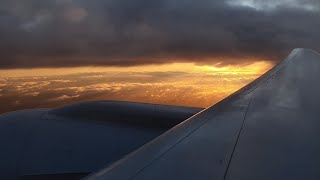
[291, 48, 320, 55]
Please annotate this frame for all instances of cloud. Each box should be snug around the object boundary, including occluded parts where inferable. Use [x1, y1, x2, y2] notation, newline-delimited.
[52, 94, 81, 101]
[227, 0, 320, 11]
[0, 0, 319, 68]
[63, 7, 88, 23]
[0, 62, 272, 113]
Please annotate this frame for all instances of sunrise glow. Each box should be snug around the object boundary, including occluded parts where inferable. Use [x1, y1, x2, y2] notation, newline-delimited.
[0, 61, 274, 113]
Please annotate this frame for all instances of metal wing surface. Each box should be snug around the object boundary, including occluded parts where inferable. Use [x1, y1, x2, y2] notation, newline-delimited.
[85, 48, 320, 180]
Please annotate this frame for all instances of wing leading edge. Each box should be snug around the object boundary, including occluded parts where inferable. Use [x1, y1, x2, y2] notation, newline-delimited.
[85, 48, 317, 180]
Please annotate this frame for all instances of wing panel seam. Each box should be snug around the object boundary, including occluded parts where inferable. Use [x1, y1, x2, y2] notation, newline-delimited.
[223, 97, 253, 180]
[128, 115, 214, 179]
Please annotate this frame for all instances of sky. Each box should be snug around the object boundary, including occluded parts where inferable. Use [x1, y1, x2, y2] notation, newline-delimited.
[0, 0, 319, 113]
[0, 62, 273, 113]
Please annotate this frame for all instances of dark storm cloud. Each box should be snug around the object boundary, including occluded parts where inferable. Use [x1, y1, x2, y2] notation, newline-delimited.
[0, 0, 320, 68]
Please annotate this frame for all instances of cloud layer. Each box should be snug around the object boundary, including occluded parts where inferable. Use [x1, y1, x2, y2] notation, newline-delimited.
[0, 63, 263, 114]
[1, 62, 271, 114]
[0, 0, 319, 68]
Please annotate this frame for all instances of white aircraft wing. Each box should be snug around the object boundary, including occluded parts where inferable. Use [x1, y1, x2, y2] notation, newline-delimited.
[85, 48, 320, 180]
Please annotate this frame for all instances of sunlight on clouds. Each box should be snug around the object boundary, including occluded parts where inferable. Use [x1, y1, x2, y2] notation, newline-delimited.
[0, 62, 274, 113]
[53, 95, 81, 101]
[24, 92, 40, 97]
[227, 0, 319, 11]
[195, 61, 272, 75]
[0, 62, 272, 77]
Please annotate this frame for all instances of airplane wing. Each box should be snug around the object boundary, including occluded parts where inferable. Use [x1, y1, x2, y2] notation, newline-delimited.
[85, 48, 320, 180]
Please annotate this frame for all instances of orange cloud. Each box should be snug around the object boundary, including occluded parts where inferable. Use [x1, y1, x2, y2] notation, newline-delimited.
[0, 62, 274, 113]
